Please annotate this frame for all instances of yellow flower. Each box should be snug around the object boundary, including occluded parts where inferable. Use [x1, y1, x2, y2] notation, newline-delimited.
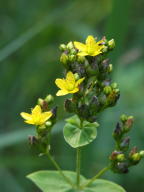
[55, 71, 85, 96]
[20, 105, 52, 126]
[74, 35, 105, 57]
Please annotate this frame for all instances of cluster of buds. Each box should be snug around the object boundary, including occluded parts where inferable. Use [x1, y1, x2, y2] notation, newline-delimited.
[109, 114, 144, 174]
[59, 36, 119, 122]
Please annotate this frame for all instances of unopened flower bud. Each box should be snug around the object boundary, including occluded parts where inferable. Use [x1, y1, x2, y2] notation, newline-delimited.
[120, 114, 128, 123]
[131, 153, 141, 162]
[67, 41, 73, 50]
[117, 162, 129, 174]
[45, 121, 52, 127]
[108, 64, 113, 72]
[77, 56, 85, 63]
[111, 83, 117, 89]
[101, 59, 109, 69]
[74, 73, 79, 81]
[108, 39, 115, 49]
[102, 46, 108, 53]
[104, 86, 112, 95]
[117, 154, 125, 161]
[124, 116, 134, 132]
[70, 48, 77, 55]
[110, 151, 122, 160]
[38, 98, 48, 111]
[129, 147, 137, 156]
[45, 94, 54, 104]
[38, 98, 44, 106]
[69, 55, 76, 62]
[140, 151, 144, 158]
[113, 122, 122, 139]
[59, 44, 66, 51]
[120, 137, 130, 151]
[60, 53, 68, 65]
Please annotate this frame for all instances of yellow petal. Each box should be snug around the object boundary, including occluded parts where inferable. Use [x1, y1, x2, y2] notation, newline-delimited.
[55, 79, 67, 90]
[74, 42, 86, 52]
[93, 50, 102, 56]
[86, 35, 96, 45]
[41, 111, 53, 122]
[56, 90, 69, 96]
[66, 71, 75, 84]
[20, 112, 32, 120]
[25, 119, 35, 125]
[32, 105, 41, 115]
[69, 87, 79, 93]
[77, 52, 88, 56]
[75, 77, 85, 87]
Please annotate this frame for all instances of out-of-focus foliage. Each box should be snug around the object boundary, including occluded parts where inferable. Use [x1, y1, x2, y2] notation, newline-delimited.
[0, 0, 144, 191]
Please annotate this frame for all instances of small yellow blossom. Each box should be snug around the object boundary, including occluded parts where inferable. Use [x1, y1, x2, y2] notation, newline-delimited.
[55, 71, 85, 96]
[74, 35, 105, 57]
[20, 105, 52, 126]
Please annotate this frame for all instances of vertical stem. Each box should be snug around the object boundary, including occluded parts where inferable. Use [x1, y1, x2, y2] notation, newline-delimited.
[76, 147, 81, 188]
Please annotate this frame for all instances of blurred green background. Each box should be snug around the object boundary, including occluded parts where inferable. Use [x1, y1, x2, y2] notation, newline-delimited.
[0, 0, 144, 191]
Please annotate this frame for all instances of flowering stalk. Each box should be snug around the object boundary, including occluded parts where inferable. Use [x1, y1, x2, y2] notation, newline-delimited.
[21, 35, 144, 192]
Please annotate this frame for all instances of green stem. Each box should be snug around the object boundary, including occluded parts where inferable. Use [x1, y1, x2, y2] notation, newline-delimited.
[81, 166, 110, 189]
[76, 147, 81, 188]
[46, 152, 75, 188]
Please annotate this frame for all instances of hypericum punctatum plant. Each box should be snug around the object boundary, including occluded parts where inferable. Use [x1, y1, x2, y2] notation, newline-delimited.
[20, 35, 144, 192]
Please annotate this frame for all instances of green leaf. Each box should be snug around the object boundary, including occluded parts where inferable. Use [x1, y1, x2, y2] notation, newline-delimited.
[27, 171, 86, 192]
[27, 171, 126, 192]
[88, 179, 126, 192]
[63, 115, 99, 148]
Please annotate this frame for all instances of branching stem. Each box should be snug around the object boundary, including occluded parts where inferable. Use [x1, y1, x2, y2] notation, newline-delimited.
[81, 166, 110, 189]
[46, 152, 75, 188]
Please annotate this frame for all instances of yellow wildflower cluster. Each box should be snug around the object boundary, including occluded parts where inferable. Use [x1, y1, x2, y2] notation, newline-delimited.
[21, 35, 105, 125]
